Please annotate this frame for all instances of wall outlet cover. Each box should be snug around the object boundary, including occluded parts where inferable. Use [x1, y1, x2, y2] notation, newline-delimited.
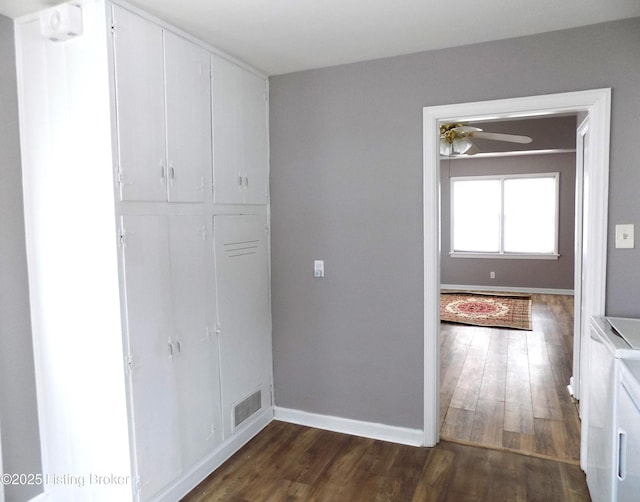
[615, 224, 634, 249]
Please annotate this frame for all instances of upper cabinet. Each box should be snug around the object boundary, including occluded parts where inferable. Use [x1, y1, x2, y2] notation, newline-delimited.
[212, 54, 269, 205]
[112, 6, 209, 203]
[164, 32, 211, 203]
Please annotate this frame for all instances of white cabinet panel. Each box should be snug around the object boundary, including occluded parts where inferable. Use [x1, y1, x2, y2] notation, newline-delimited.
[211, 55, 242, 204]
[214, 214, 272, 437]
[165, 33, 210, 203]
[113, 8, 211, 204]
[122, 215, 223, 499]
[120, 215, 181, 499]
[112, 6, 166, 202]
[212, 55, 268, 205]
[241, 70, 269, 204]
[168, 216, 222, 465]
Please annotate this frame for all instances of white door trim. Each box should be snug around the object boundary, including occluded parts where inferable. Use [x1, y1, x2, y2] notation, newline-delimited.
[423, 89, 611, 447]
[572, 117, 589, 401]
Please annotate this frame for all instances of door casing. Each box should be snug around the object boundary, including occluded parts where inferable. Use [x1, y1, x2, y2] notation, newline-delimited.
[422, 90, 611, 463]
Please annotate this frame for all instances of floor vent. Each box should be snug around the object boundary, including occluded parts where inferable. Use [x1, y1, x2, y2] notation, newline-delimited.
[234, 390, 261, 428]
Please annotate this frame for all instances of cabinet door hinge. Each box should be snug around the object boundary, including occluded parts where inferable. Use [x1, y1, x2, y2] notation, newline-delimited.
[126, 354, 138, 373]
[119, 227, 135, 248]
[132, 476, 141, 496]
[116, 168, 132, 187]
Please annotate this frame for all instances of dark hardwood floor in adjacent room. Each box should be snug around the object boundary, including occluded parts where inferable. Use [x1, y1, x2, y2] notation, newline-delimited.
[182, 420, 589, 501]
[440, 294, 580, 463]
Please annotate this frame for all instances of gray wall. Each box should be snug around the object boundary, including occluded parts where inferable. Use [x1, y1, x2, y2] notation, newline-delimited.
[441, 152, 576, 290]
[270, 17, 640, 429]
[0, 14, 43, 502]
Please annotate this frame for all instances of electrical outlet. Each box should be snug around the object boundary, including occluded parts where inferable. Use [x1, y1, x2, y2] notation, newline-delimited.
[314, 260, 325, 278]
[490, 271, 495, 279]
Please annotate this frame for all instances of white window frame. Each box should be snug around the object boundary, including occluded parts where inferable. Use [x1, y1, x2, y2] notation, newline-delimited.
[449, 172, 560, 260]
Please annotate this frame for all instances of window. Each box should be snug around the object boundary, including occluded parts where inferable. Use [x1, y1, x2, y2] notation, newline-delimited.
[450, 173, 559, 259]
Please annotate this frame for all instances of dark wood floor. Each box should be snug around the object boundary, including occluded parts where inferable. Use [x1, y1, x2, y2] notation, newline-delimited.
[182, 420, 589, 501]
[440, 294, 581, 463]
[182, 294, 589, 501]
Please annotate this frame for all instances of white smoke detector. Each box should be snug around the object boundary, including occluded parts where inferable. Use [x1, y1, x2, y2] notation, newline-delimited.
[40, 4, 83, 42]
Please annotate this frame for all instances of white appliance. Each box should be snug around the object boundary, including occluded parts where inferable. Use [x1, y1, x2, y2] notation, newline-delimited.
[587, 317, 640, 502]
[616, 358, 640, 500]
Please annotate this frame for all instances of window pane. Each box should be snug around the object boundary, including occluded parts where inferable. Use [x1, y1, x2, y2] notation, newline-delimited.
[503, 177, 556, 253]
[452, 179, 500, 252]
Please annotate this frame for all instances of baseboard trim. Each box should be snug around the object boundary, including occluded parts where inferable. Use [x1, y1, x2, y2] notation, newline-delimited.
[157, 407, 274, 502]
[274, 407, 423, 447]
[441, 284, 574, 296]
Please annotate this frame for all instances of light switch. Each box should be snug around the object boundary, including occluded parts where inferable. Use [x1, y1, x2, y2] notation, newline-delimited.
[615, 224, 634, 249]
[314, 260, 325, 278]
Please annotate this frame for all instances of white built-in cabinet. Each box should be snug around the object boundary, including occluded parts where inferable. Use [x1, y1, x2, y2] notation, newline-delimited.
[120, 215, 223, 500]
[212, 53, 269, 204]
[15, 1, 271, 501]
[112, 6, 210, 202]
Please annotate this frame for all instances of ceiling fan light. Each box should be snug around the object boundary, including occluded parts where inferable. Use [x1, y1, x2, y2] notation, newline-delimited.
[452, 137, 473, 154]
[440, 139, 453, 156]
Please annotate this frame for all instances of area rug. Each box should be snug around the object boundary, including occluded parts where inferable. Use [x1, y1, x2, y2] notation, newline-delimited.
[440, 292, 532, 330]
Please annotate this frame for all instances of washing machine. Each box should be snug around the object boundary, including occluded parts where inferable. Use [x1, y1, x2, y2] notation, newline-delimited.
[615, 358, 640, 501]
[586, 317, 640, 502]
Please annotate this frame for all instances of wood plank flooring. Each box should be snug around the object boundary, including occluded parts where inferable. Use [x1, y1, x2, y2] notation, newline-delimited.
[181, 293, 588, 501]
[182, 420, 589, 501]
[440, 294, 581, 463]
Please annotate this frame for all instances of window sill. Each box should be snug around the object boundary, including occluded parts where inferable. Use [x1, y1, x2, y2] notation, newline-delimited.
[449, 252, 560, 260]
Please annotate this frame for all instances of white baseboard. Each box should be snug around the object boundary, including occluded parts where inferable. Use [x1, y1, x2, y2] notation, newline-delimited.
[441, 284, 574, 296]
[157, 407, 274, 502]
[274, 407, 423, 447]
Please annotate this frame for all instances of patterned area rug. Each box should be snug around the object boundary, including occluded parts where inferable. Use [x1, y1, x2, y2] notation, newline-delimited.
[440, 292, 532, 330]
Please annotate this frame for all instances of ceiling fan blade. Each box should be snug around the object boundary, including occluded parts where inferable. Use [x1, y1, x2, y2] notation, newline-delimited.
[466, 144, 480, 155]
[452, 126, 482, 134]
[472, 131, 532, 144]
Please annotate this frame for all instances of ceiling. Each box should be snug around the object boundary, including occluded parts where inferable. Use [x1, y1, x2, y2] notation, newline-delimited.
[2, 0, 639, 75]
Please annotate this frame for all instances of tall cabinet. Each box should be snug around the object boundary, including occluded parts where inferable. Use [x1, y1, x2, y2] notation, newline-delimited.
[15, 1, 272, 501]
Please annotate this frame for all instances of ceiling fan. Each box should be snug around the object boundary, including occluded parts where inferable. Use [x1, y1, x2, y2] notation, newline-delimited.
[439, 123, 533, 156]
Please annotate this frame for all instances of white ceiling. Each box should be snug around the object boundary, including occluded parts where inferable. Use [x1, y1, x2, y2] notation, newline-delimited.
[2, 0, 640, 75]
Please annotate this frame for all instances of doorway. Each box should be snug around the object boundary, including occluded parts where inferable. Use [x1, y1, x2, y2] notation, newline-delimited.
[422, 90, 611, 465]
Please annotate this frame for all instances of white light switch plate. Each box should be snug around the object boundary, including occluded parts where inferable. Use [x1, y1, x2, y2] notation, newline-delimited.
[615, 224, 634, 249]
[314, 260, 325, 278]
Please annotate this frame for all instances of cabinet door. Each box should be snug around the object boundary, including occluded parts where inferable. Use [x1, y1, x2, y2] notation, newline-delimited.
[165, 33, 210, 203]
[168, 216, 222, 465]
[211, 54, 243, 204]
[239, 69, 268, 204]
[214, 213, 272, 438]
[211, 56, 268, 205]
[120, 215, 181, 500]
[112, 6, 167, 202]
